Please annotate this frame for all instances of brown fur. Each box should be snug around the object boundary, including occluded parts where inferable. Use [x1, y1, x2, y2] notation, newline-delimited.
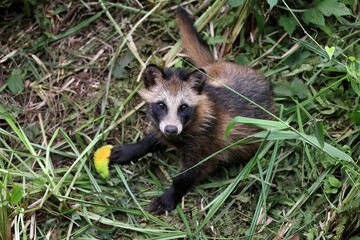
[176, 8, 214, 68]
[110, 7, 276, 214]
[143, 8, 276, 179]
[173, 9, 275, 177]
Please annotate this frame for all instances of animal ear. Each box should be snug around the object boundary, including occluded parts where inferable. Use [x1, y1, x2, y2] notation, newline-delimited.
[188, 69, 206, 94]
[143, 64, 164, 89]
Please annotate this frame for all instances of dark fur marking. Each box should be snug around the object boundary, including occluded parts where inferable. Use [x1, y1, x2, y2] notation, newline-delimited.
[160, 67, 207, 95]
[187, 69, 206, 93]
[150, 163, 199, 214]
[178, 104, 194, 127]
[148, 102, 168, 126]
[143, 65, 164, 89]
[163, 68, 191, 81]
[110, 133, 158, 164]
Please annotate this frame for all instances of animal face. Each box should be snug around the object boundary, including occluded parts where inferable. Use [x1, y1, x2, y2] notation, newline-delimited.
[139, 65, 206, 137]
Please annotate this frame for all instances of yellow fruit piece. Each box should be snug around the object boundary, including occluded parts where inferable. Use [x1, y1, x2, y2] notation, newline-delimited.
[93, 145, 113, 179]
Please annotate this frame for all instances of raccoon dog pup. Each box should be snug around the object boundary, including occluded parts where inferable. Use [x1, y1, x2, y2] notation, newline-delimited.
[110, 7, 275, 214]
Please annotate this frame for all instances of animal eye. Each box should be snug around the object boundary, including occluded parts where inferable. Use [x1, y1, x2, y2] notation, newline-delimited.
[179, 104, 189, 113]
[156, 102, 166, 111]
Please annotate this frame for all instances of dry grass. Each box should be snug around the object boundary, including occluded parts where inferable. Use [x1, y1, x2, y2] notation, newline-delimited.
[1, 0, 359, 239]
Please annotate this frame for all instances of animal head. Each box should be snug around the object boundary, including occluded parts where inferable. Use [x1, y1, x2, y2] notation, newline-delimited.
[139, 64, 208, 138]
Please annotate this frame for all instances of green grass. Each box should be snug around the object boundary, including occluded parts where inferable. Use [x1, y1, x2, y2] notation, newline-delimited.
[1, 0, 360, 239]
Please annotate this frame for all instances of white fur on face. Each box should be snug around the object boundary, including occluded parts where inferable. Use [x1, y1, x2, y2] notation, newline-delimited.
[139, 80, 209, 136]
[159, 94, 184, 135]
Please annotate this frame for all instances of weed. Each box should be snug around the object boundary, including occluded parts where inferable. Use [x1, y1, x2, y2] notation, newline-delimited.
[0, 0, 359, 239]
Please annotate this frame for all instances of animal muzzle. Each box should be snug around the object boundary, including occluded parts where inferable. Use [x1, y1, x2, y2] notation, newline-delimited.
[164, 125, 179, 137]
[159, 121, 183, 137]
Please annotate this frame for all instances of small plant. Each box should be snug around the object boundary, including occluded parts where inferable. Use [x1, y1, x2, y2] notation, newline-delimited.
[0, 0, 359, 238]
[324, 175, 342, 194]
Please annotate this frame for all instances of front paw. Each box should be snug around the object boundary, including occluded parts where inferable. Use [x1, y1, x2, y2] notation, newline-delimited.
[150, 188, 181, 215]
[109, 145, 133, 164]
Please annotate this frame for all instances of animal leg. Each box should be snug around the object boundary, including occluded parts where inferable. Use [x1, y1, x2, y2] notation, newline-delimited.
[110, 132, 158, 164]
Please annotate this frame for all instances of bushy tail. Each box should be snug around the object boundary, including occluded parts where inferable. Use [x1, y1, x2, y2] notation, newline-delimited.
[176, 7, 214, 68]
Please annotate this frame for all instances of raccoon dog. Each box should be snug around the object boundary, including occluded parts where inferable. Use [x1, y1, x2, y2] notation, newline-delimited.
[110, 7, 275, 214]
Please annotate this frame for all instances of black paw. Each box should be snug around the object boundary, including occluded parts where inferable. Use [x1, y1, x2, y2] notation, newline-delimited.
[109, 145, 134, 164]
[149, 188, 181, 215]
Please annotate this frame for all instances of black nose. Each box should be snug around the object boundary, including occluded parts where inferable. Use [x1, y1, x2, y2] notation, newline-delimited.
[164, 125, 178, 136]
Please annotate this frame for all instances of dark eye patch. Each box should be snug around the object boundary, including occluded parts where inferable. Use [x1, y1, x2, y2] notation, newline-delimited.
[179, 104, 190, 113]
[156, 102, 166, 111]
[178, 103, 193, 124]
[149, 101, 168, 125]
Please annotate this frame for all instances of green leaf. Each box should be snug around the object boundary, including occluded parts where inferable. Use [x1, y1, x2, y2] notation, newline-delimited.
[349, 105, 360, 124]
[316, 0, 351, 16]
[307, 228, 316, 240]
[24, 123, 41, 141]
[348, 56, 356, 62]
[253, 6, 265, 32]
[324, 176, 341, 194]
[228, 0, 244, 8]
[10, 185, 23, 205]
[267, 0, 278, 10]
[228, 118, 353, 180]
[273, 83, 295, 97]
[350, 79, 360, 96]
[273, 79, 309, 99]
[208, 35, 225, 45]
[235, 54, 250, 65]
[279, 15, 297, 35]
[225, 117, 288, 136]
[314, 119, 324, 149]
[302, 8, 325, 26]
[290, 79, 310, 99]
[300, 134, 353, 162]
[54, 5, 68, 15]
[252, 128, 353, 162]
[346, 59, 360, 96]
[112, 49, 134, 79]
[328, 176, 341, 188]
[318, 24, 332, 36]
[325, 46, 335, 59]
[6, 68, 24, 94]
